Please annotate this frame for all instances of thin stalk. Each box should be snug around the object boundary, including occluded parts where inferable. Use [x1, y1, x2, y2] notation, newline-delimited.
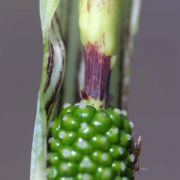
[120, 0, 142, 110]
[110, 0, 142, 110]
[58, 0, 71, 43]
[62, 0, 82, 104]
[110, 0, 132, 108]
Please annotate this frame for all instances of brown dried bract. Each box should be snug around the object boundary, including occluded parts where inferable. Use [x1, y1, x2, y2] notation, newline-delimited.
[134, 136, 142, 171]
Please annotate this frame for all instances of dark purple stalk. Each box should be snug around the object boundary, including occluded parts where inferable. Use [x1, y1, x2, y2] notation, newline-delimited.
[81, 43, 111, 106]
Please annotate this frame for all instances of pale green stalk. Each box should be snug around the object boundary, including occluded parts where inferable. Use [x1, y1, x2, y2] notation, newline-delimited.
[62, 0, 81, 104]
[110, 0, 142, 109]
[120, 0, 142, 110]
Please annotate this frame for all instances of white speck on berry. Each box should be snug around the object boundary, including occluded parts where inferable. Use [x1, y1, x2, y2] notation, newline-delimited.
[59, 131, 65, 139]
[120, 162, 126, 171]
[63, 103, 71, 108]
[79, 101, 86, 109]
[129, 121, 134, 128]
[121, 110, 127, 116]
[127, 134, 132, 140]
[114, 108, 121, 115]
[81, 122, 88, 129]
[48, 137, 54, 143]
[130, 154, 135, 162]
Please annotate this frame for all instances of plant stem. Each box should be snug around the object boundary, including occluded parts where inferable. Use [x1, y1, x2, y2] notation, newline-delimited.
[110, 0, 142, 110]
[62, 0, 81, 104]
[119, 0, 142, 110]
[79, 0, 122, 108]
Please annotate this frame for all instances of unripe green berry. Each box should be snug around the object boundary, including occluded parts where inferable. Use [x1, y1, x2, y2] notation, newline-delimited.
[112, 161, 127, 174]
[95, 167, 114, 180]
[123, 117, 133, 134]
[60, 104, 75, 117]
[59, 162, 78, 176]
[79, 156, 97, 174]
[59, 147, 82, 162]
[50, 118, 61, 138]
[109, 145, 127, 159]
[48, 166, 59, 180]
[91, 135, 110, 151]
[48, 153, 60, 165]
[76, 173, 94, 180]
[73, 105, 96, 122]
[49, 138, 60, 152]
[120, 131, 132, 147]
[61, 114, 80, 131]
[91, 110, 112, 133]
[58, 130, 77, 145]
[106, 108, 124, 129]
[92, 151, 112, 166]
[78, 123, 95, 140]
[106, 126, 120, 143]
[74, 138, 93, 154]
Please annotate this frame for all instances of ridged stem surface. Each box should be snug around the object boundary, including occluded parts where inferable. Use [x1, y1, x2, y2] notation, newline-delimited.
[79, 0, 122, 108]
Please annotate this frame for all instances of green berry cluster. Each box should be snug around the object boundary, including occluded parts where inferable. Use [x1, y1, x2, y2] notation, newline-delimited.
[47, 103, 134, 180]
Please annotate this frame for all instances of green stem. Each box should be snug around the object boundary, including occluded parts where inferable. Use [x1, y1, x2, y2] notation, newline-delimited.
[62, 0, 81, 104]
[110, 0, 142, 110]
[119, 0, 142, 110]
